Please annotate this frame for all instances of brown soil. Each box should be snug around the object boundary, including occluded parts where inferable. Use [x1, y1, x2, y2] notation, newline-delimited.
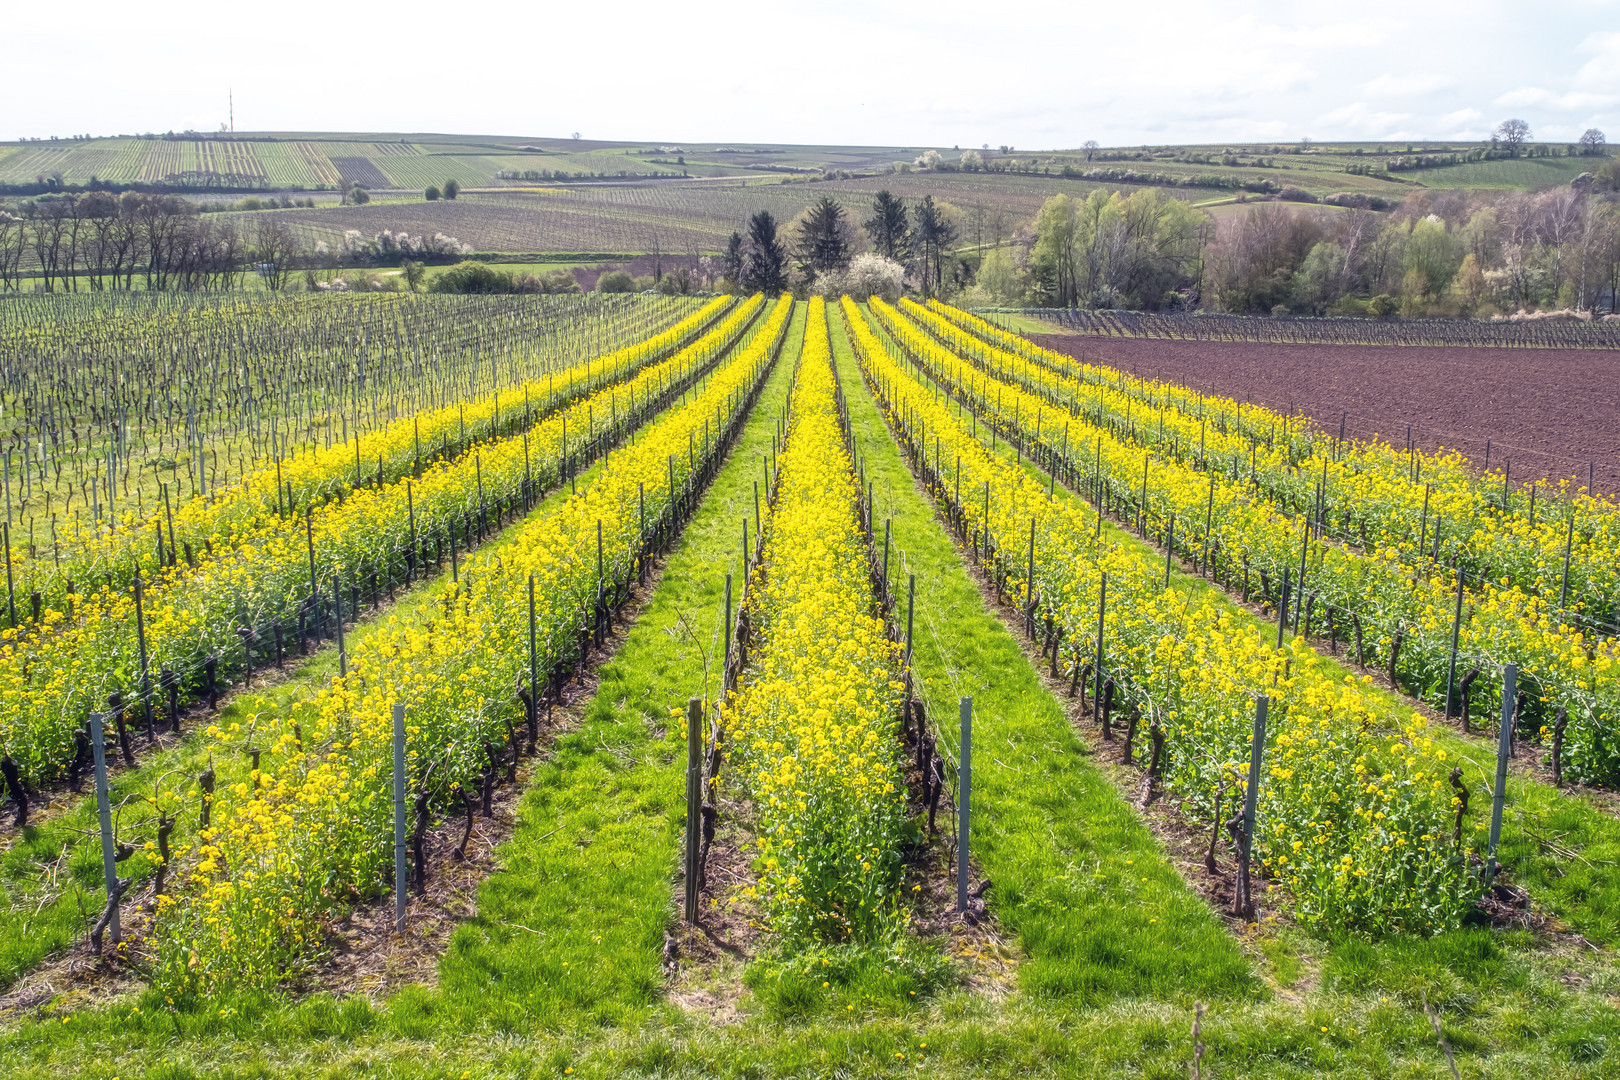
[1032, 334, 1620, 492]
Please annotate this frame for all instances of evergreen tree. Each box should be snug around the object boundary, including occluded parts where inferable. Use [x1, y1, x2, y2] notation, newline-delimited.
[722, 231, 744, 287]
[741, 211, 788, 294]
[797, 196, 851, 283]
[911, 195, 959, 297]
[863, 190, 910, 262]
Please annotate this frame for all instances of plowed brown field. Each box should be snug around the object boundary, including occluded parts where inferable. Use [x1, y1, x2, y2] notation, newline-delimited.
[1032, 333, 1620, 494]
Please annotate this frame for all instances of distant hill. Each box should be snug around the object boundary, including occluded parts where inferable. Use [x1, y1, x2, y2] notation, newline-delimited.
[0, 132, 1605, 197]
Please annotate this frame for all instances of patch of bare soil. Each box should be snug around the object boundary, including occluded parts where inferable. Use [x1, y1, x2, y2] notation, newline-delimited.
[1034, 334, 1620, 490]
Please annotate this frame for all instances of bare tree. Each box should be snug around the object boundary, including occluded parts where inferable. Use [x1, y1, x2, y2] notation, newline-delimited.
[1496, 119, 1531, 156]
[0, 209, 25, 291]
[1578, 128, 1607, 156]
[1083, 139, 1100, 162]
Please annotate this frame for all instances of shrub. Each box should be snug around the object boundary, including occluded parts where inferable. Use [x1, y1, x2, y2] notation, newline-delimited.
[513, 270, 581, 295]
[818, 252, 905, 302]
[442, 179, 460, 200]
[428, 261, 515, 294]
[597, 270, 634, 293]
[1277, 186, 1317, 203]
[425, 186, 440, 201]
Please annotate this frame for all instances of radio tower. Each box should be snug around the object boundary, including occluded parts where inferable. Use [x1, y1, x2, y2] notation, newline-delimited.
[229, 88, 235, 134]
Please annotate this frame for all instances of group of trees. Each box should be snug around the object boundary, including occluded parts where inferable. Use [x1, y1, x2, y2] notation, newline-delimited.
[1014, 188, 1208, 309]
[1199, 186, 1620, 316]
[0, 192, 250, 292]
[965, 163, 1620, 316]
[714, 190, 960, 301]
[0, 192, 478, 293]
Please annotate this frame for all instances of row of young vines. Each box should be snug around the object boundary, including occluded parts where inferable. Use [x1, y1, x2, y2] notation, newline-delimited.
[886, 300, 1619, 784]
[148, 295, 795, 995]
[845, 297, 1482, 935]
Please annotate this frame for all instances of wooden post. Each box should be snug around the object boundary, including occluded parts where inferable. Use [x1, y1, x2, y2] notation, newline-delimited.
[1275, 567, 1291, 651]
[1487, 664, 1516, 887]
[528, 574, 539, 750]
[905, 573, 915, 664]
[133, 572, 154, 738]
[1026, 516, 1036, 634]
[1241, 696, 1267, 849]
[685, 697, 702, 923]
[1093, 573, 1107, 715]
[1443, 565, 1466, 722]
[1165, 516, 1175, 588]
[393, 702, 407, 932]
[1559, 513, 1575, 610]
[83, 708, 121, 949]
[334, 576, 347, 679]
[957, 696, 972, 913]
[406, 482, 417, 583]
[882, 519, 892, 598]
[306, 508, 319, 635]
[2, 521, 13, 628]
[723, 573, 733, 693]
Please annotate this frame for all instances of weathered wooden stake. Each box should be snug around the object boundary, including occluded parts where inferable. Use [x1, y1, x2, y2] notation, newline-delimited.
[1487, 664, 1516, 887]
[393, 702, 407, 931]
[957, 696, 973, 913]
[685, 697, 703, 923]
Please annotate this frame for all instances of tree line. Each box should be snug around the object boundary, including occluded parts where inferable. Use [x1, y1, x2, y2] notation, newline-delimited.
[969, 164, 1620, 317]
[0, 193, 477, 293]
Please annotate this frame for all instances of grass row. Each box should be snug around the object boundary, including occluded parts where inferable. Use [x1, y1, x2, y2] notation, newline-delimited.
[2, 304, 1618, 1078]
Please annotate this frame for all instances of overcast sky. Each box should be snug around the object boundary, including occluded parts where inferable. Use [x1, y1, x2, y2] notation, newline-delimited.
[10, 1, 1619, 149]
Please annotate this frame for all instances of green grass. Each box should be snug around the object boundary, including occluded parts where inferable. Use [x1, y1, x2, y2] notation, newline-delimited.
[431, 303, 805, 1029]
[828, 306, 1256, 1006]
[1405, 155, 1598, 190]
[0, 454, 609, 993]
[4, 307, 1620, 1080]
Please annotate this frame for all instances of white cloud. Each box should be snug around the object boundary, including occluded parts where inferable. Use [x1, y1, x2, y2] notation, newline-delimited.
[1495, 86, 1619, 110]
[1362, 72, 1457, 97]
[1315, 102, 1415, 135]
[2, 1, 1617, 151]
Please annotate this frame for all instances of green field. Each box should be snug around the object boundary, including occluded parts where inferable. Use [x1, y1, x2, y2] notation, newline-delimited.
[5, 132, 1603, 266]
[0, 292, 1618, 1080]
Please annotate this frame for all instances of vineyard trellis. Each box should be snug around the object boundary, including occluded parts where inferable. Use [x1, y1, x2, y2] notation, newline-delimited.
[1014, 308, 1620, 350]
[0, 292, 698, 583]
[881, 298, 1620, 785]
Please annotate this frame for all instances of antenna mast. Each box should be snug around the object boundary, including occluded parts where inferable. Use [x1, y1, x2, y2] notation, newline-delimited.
[229, 88, 234, 134]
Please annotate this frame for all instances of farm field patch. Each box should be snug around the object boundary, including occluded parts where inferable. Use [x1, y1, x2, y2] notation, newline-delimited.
[1, 294, 1618, 1080]
[1032, 333, 1620, 490]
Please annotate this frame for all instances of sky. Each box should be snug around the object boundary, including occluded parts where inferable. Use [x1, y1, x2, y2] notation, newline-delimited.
[9, 0, 1619, 150]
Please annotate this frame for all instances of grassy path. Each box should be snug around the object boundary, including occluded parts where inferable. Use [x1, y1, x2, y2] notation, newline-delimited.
[3, 306, 1620, 1080]
[829, 307, 1254, 1006]
[430, 303, 805, 1031]
[904, 320, 1620, 950]
[0, 453, 619, 998]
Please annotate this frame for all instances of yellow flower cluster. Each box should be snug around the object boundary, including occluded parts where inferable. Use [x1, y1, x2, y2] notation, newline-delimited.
[0, 296, 750, 785]
[146, 294, 794, 994]
[881, 299, 1619, 785]
[923, 299, 1620, 630]
[722, 298, 906, 945]
[845, 297, 1476, 935]
[2, 296, 727, 624]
